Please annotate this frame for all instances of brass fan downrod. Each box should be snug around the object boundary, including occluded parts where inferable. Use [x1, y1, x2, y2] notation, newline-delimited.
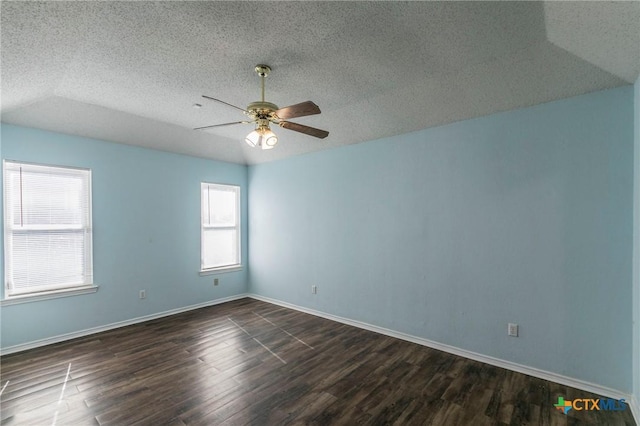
[246, 65, 278, 120]
[255, 65, 270, 102]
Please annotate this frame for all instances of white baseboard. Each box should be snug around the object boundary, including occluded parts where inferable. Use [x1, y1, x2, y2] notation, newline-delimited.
[0, 293, 248, 356]
[248, 294, 633, 405]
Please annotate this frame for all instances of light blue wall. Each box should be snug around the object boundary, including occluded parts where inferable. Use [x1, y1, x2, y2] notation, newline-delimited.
[0, 125, 248, 350]
[249, 86, 635, 392]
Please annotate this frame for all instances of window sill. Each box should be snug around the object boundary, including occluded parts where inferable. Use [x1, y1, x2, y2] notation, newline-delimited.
[1, 285, 99, 306]
[199, 265, 243, 276]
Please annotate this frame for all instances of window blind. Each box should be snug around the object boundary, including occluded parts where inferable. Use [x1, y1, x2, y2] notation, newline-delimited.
[4, 161, 93, 296]
[201, 183, 240, 270]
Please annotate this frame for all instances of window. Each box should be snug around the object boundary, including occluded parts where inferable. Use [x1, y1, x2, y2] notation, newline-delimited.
[201, 183, 241, 272]
[3, 161, 93, 298]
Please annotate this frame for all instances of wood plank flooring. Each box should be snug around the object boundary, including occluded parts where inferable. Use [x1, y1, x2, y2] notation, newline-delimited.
[0, 298, 635, 425]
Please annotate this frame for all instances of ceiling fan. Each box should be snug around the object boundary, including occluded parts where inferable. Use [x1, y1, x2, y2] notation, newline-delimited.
[195, 64, 329, 150]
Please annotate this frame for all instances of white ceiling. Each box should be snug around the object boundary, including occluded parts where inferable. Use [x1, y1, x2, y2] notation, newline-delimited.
[1, 1, 639, 165]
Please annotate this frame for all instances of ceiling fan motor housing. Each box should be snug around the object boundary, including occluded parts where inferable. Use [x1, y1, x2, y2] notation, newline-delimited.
[246, 101, 279, 121]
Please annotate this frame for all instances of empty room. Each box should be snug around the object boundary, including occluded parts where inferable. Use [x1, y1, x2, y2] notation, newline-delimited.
[1, 1, 639, 425]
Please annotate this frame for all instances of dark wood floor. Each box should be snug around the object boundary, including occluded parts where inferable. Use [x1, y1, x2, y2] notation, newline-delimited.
[0, 298, 635, 425]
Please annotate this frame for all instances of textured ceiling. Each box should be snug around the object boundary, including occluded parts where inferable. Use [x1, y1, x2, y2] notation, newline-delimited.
[1, 1, 639, 165]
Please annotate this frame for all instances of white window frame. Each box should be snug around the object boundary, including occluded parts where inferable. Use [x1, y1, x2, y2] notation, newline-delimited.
[2, 160, 96, 303]
[200, 182, 242, 274]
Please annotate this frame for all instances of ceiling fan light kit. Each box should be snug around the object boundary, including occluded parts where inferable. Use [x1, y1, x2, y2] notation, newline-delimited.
[195, 64, 329, 150]
[245, 122, 278, 150]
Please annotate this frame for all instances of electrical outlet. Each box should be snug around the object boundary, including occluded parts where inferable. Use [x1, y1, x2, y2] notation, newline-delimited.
[214, 278, 219, 286]
[508, 323, 518, 337]
[139, 290, 146, 299]
[311, 285, 317, 294]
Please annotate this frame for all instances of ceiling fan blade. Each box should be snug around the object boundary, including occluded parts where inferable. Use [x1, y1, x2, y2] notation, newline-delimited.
[274, 101, 321, 120]
[279, 121, 329, 139]
[194, 121, 251, 131]
[201, 95, 247, 113]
